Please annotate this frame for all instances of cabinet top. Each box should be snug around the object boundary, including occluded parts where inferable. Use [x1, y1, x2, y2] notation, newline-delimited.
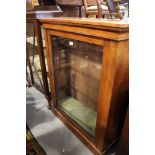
[39, 17, 129, 30]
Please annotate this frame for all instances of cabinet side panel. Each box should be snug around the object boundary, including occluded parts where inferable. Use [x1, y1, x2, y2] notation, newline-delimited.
[44, 29, 56, 106]
[104, 40, 129, 149]
[95, 40, 119, 151]
[116, 106, 129, 155]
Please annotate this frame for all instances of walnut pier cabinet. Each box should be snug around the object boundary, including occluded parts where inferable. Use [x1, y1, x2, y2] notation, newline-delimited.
[39, 17, 129, 155]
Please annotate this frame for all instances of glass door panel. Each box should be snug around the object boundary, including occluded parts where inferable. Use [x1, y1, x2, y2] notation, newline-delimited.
[51, 35, 103, 137]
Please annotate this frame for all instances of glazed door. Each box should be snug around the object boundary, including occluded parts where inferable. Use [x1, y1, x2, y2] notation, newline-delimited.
[48, 31, 104, 138]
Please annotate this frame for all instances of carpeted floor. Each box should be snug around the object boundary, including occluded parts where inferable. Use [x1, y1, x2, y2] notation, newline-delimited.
[26, 87, 93, 155]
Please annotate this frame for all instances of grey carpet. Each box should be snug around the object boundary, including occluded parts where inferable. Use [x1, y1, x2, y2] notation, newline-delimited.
[26, 87, 93, 155]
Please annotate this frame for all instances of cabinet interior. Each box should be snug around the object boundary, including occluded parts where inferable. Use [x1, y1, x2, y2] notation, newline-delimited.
[51, 35, 103, 137]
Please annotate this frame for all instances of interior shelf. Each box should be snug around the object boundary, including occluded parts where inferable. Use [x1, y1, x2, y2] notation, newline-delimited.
[58, 97, 97, 137]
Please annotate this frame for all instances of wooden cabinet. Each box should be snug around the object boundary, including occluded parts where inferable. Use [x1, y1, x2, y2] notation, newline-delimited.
[26, 6, 62, 103]
[26, 19, 51, 101]
[40, 17, 129, 155]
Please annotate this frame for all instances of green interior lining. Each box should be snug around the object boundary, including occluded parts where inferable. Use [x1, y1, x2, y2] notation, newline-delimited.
[58, 97, 97, 137]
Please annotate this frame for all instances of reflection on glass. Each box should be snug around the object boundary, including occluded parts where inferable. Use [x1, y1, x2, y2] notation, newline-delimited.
[51, 36, 103, 137]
